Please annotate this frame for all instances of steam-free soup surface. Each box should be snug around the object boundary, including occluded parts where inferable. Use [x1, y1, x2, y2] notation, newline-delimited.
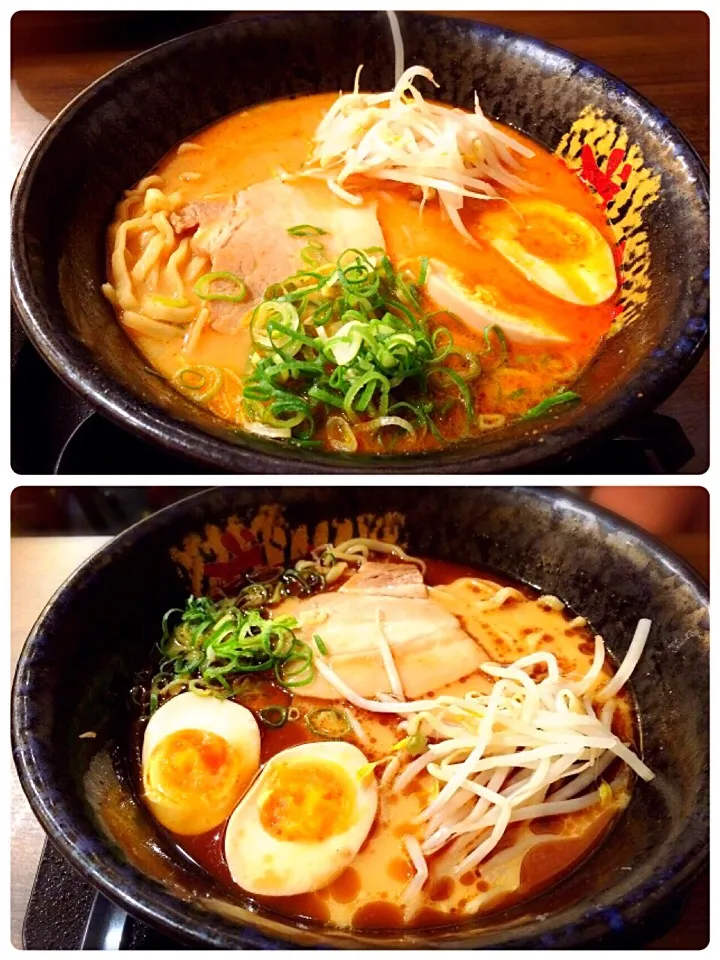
[107, 92, 619, 454]
[131, 555, 635, 930]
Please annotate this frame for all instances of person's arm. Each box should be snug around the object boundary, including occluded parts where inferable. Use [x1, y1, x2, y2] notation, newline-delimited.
[589, 487, 708, 536]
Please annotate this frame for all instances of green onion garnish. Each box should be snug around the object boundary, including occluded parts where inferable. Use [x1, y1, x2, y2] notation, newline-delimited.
[275, 640, 314, 687]
[194, 271, 247, 303]
[392, 731, 427, 756]
[287, 224, 328, 237]
[522, 391, 581, 420]
[149, 565, 327, 711]
[239, 246, 468, 446]
[314, 634, 328, 655]
[481, 324, 508, 359]
[173, 365, 223, 402]
[300, 244, 326, 266]
[306, 706, 351, 739]
[259, 705, 289, 728]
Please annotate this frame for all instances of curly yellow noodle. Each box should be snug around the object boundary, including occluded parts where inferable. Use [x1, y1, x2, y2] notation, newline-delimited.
[132, 174, 164, 195]
[141, 297, 196, 323]
[184, 306, 210, 354]
[101, 282, 118, 307]
[184, 254, 210, 285]
[151, 211, 175, 248]
[131, 233, 166, 283]
[116, 196, 137, 222]
[122, 311, 180, 340]
[143, 188, 182, 214]
[146, 262, 161, 290]
[111, 216, 152, 309]
[165, 238, 191, 298]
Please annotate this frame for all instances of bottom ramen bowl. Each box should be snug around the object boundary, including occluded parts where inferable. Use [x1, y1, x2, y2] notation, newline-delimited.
[12, 487, 709, 947]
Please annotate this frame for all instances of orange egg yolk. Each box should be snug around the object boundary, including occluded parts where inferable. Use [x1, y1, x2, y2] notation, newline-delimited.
[259, 759, 357, 843]
[515, 214, 590, 263]
[147, 729, 245, 804]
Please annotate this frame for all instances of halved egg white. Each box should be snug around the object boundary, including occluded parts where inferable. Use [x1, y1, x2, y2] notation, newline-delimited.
[224, 741, 378, 897]
[142, 692, 260, 836]
[426, 263, 569, 346]
[482, 199, 618, 306]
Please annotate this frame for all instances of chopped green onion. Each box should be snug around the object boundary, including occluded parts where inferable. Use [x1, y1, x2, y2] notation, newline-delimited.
[287, 224, 328, 237]
[148, 564, 328, 711]
[301, 244, 326, 266]
[194, 271, 247, 303]
[173, 365, 223, 402]
[522, 391, 581, 420]
[481, 323, 508, 358]
[239, 246, 476, 448]
[357, 756, 392, 781]
[259, 705, 289, 728]
[306, 706, 352, 739]
[356, 416, 415, 437]
[250, 301, 301, 353]
[275, 641, 314, 687]
[325, 415, 358, 452]
[314, 634, 328, 655]
[392, 731, 427, 756]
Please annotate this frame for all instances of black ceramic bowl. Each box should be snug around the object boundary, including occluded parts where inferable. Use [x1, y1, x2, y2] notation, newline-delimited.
[12, 487, 709, 948]
[11, 13, 708, 474]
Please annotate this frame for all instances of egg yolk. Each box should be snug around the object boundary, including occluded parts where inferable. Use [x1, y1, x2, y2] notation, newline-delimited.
[146, 729, 245, 804]
[259, 759, 357, 843]
[514, 214, 590, 263]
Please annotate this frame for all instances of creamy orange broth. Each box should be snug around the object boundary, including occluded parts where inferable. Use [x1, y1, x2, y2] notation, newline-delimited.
[132, 558, 634, 930]
[108, 94, 619, 452]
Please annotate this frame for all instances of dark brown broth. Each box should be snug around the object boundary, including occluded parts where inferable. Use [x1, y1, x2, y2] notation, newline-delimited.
[130, 554, 635, 930]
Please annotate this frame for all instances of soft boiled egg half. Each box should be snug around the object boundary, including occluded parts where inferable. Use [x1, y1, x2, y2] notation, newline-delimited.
[142, 691, 261, 836]
[224, 741, 378, 896]
[482, 199, 618, 306]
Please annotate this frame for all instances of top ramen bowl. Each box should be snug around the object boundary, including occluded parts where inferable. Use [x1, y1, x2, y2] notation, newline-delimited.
[10, 12, 708, 474]
[11, 486, 709, 948]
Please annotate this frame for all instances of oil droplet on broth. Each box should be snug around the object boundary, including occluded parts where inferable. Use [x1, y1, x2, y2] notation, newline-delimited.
[328, 867, 361, 904]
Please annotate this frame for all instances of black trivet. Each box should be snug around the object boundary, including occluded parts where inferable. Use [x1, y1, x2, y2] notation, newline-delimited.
[23, 841, 187, 950]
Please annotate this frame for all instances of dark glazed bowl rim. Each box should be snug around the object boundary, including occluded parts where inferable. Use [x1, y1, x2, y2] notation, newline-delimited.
[10, 13, 709, 474]
[11, 487, 709, 948]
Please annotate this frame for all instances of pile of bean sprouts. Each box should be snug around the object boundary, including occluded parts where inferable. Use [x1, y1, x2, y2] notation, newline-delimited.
[294, 65, 535, 243]
[314, 613, 653, 905]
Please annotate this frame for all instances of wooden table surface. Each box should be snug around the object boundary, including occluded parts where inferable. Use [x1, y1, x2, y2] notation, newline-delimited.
[10, 11, 709, 472]
[11, 530, 708, 948]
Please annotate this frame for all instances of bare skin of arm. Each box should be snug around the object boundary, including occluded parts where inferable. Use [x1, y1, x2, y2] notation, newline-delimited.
[589, 487, 708, 536]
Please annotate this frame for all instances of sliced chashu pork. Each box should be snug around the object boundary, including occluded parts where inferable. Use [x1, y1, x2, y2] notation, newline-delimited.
[171, 179, 385, 334]
[426, 260, 569, 346]
[337, 561, 427, 599]
[277, 563, 486, 700]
